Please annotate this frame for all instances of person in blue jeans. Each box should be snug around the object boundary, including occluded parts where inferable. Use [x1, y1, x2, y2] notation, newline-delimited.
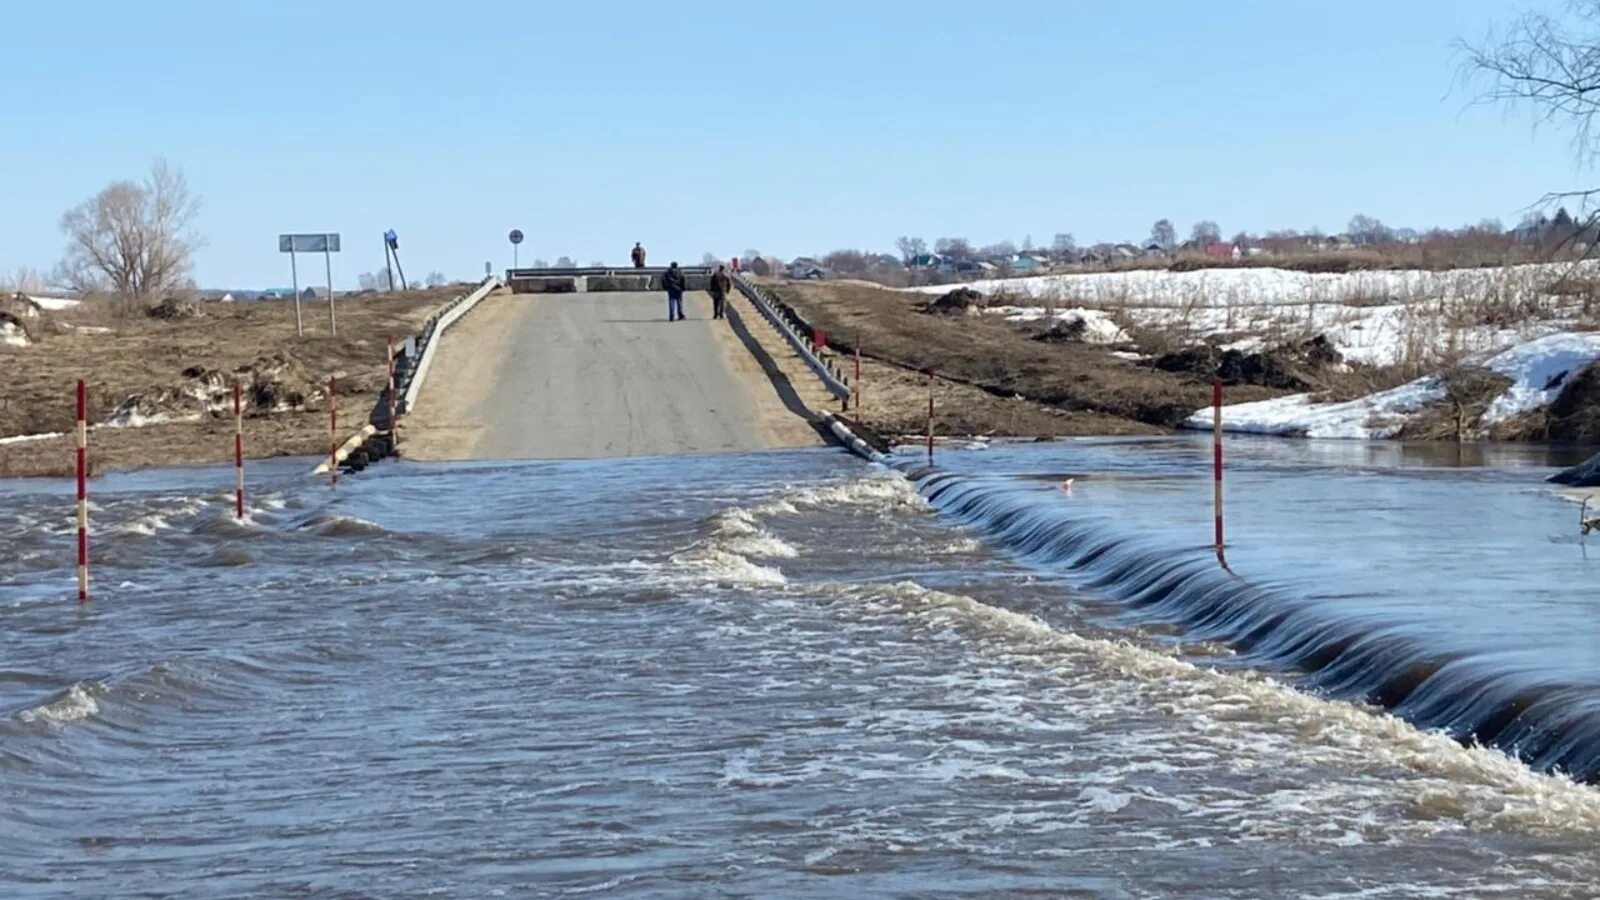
[662, 261, 687, 321]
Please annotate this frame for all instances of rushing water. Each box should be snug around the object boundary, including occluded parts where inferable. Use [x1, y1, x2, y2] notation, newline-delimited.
[3, 441, 1600, 897]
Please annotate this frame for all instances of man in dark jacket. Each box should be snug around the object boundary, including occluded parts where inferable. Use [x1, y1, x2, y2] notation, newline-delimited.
[631, 242, 647, 268]
[662, 261, 687, 321]
[707, 265, 732, 320]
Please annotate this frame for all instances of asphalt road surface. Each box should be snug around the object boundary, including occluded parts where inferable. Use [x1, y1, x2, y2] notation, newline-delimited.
[404, 290, 821, 460]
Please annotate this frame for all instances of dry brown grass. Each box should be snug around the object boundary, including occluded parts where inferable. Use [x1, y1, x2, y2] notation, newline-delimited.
[0, 288, 460, 477]
[764, 280, 1287, 434]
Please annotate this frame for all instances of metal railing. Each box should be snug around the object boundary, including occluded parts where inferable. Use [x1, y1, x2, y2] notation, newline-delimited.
[731, 274, 851, 400]
[505, 266, 712, 280]
[398, 276, 502, 417]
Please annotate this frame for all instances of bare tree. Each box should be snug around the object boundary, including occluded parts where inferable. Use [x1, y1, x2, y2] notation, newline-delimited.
[1189, 220, 1222, 246]
[701, 252, 722, 267]
[1463, 3, 1600, 196]
[54, 159, 202, 301]
[978, 240, 1017, 260]
[425, 271, 447, 287]
[554, 256, 575, 268]
[531, 258, 549, 268]
[1, 266, 45, 295]
[1347, 214, 1392, 245]
[895, 235, 927, 264]
[1052, 232, 1077, 255]
[358, 271, 391, 291]
[1149, 218, 1176, 249]
[934, 237, 974, 261]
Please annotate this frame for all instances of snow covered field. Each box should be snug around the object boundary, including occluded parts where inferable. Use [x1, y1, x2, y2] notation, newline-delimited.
[918, 263, 1595, 369]
[908, 262, 1592, 310]
[910, 265, 1600, 439]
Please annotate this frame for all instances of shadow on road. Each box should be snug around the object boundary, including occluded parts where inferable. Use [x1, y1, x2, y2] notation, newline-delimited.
[725, 300, 835, 445]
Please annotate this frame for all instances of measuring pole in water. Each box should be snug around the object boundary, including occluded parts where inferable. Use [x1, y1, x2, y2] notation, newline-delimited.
[75, 379, 89, 603]
[1213, 377, 1225, 556]
[234, 382, 245, 519]
[925, 367, 936, 464]
[328, 376, 338, 488]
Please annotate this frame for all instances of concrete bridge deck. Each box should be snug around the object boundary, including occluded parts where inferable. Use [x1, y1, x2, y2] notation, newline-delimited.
[402, 289, 824, 461]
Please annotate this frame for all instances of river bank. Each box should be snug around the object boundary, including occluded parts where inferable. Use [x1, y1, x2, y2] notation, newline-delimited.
[0, 288, 461, 478]
[769, 266, 1600, 447]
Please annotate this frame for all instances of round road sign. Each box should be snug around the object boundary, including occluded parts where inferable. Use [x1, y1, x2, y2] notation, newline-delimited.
[508, 229, 524, 245]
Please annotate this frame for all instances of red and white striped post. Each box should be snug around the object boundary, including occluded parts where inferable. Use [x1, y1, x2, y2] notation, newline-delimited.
[75, 380, 89, 603]
[233, 382, 245, 519]
[925, 367, 936, 464]
[1212, 377, 1225, 556]
[328, 376, 338, 488]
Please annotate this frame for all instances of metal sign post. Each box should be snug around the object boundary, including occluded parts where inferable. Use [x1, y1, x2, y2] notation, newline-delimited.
[280, 233, 341, 336]
[384, 230, 406, 291]
[289, 250, 302, 335]
[324, 246, 336, 336]
[509, 229, 524, 270]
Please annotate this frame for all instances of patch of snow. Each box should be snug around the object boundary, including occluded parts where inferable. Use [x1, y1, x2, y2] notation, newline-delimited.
[0, 431, 64, 446]
[0, 322, 28, 347]
[992, 306, 1131, 345]
[1479, 332, 1600, 424]
[72, 325, 113, 334]
[1185, 330, 1600, 439]
[922, 264, 1592, 369]
[26, 294, 79, 311]
[101, 410, 202, 429]
[1184, 378, 1445, 439]
[1061, 308, 1131, 344]
[1110, 351, 1145, 361]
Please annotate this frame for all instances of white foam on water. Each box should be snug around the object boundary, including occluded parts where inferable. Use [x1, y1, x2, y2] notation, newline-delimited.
[15, 681, 102, 724]
[669, 546, 788, 587]
[762, 472, 927, 516]
[113, 514, 168, 536]
[709, 509, 799, 559]
[827, 579, 1600, 837]
[932, 536, 984, 555]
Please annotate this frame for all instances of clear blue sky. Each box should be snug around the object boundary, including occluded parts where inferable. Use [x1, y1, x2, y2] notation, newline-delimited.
[0, 0, 1587, 288]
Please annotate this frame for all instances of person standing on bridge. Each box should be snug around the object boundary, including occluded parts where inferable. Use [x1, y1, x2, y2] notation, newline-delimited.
[631, 242, 647, 269]
[662, 261, 687, 322]
[708, 264, 732, 320]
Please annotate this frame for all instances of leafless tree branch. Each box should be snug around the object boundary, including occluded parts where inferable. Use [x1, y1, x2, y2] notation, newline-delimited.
[55, 159, 203, 303]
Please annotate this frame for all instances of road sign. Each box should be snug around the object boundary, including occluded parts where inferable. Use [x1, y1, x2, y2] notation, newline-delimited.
[278, 233, 341, 337]
[384, 229, 399, 249]
[509, 229, 524, 245]
[279, 233, 341, 253]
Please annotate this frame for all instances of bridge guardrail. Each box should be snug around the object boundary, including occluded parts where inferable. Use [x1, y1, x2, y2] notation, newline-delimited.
[731, 274, 851, 401]
[399, 275, 502, 417]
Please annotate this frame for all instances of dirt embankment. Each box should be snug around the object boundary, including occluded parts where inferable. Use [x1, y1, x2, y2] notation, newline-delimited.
[1, 289, 461, 477]
[763, 280, 1287, 438]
